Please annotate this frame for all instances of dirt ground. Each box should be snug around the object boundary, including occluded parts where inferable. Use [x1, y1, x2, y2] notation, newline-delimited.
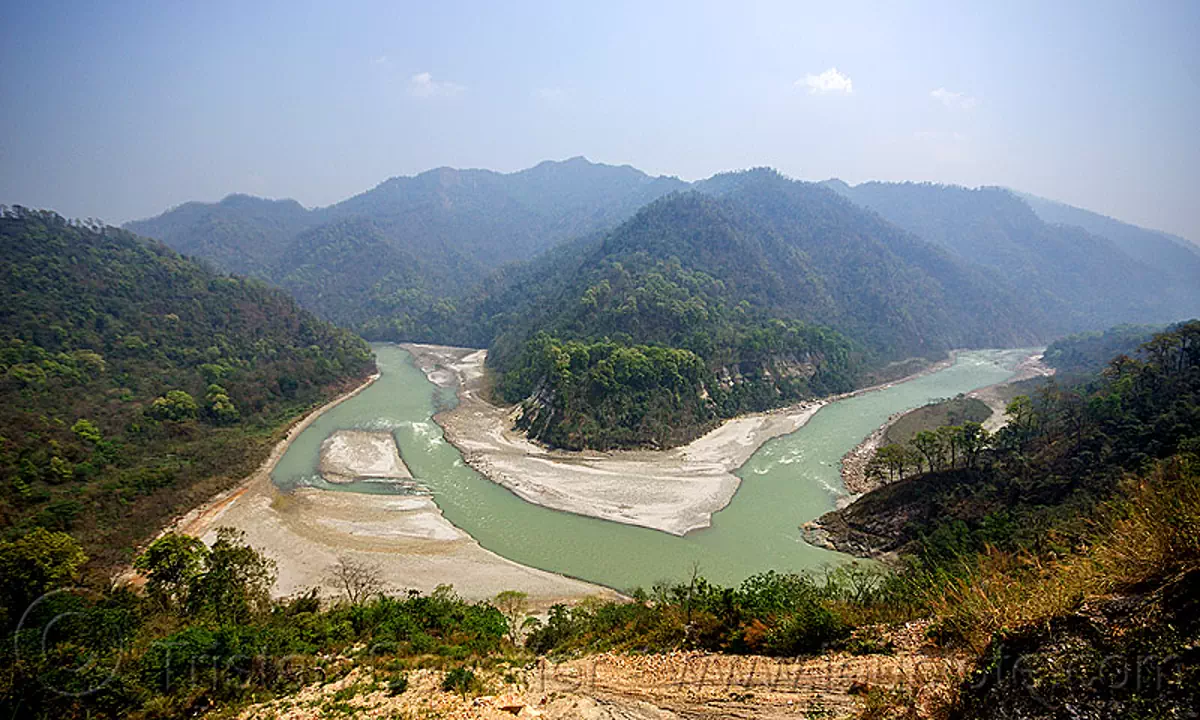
[238, 621, 966, 719]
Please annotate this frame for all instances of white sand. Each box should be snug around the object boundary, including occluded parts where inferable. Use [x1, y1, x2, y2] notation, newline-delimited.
[968, 352, 1054, 432]
[319, 429, 412, 483]
[186, 477, 614, 604]
[149, 373, 615, 606]
[405, 344, 826, 536]
[837, 350, 1055, 495]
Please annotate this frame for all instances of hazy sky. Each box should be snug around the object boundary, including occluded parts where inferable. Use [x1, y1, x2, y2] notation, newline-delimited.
[2, 1, 1197, 240]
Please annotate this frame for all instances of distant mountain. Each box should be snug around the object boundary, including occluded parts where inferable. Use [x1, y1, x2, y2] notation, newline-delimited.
[695, 170, 1043, 353]
[126, 158, 687, 339]
[1013, 190, 1200, 285]
[822, 180, 1200, 329]
[125, 194, 314, 278]
[485, 172, 1046, 449]
[129, 161, 1199, 362]
[1, 207, 375, 565]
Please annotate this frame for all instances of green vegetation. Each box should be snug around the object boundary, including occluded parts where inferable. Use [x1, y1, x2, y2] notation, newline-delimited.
[826, 180, 1200, 331]
[0, 530, 510, 718]
[498, 319, 855, 448]
[485, 178, 1045, 448]
[0, 207, 375, 566]
[1042, 322, 1168, 375]
[881, 395, 992, 446]
[832, 322, 1200, 560]
[1, 324, 1195, 718]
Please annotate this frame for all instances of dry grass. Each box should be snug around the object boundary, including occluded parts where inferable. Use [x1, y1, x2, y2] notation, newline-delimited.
[922, 457, 1199, 654]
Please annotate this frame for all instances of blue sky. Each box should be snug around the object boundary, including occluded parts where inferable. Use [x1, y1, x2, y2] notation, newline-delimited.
[2, 0, 1197, 240]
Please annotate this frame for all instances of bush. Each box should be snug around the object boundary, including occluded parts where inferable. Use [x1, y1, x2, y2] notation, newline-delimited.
[441, 666, 478, 695]
[386, 674, 409, 695]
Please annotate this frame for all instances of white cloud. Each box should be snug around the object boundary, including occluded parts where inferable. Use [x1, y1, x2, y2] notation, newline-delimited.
[930, 87, 979, 110]
[374, 55, 390, 66]
[799, 67, 853, 95]
[409, 72, 465, 98]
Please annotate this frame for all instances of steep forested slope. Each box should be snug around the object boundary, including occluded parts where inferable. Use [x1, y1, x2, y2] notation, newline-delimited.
[127, 158, 686, 340]
[485, 176, 1046, 449]
[823, 180, 1200, 329]
[698, 170, 1043, 351]
[1042, 323, 1170, 375]
[0, 208, 375, 565]
[806, 322, 1200, 716]
[1015, 189, 1200, 281]
[125, 194, 315, 278]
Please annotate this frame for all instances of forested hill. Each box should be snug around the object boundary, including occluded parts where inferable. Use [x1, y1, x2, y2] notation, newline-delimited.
[124, 194, 313, 278]
[484, 174, 1045, 449]
[1014, 189, 1200, 281]
[822, 180, 1200, 328]
[129, 162, 1198, 353]
[126, 158, 686, 341]
[0, 207, 375, 566]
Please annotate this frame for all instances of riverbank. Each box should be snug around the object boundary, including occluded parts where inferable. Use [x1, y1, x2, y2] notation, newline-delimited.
[142, 371, 616, 607]
[837, 350, 1054, 500]
[406, 344, 960, 536]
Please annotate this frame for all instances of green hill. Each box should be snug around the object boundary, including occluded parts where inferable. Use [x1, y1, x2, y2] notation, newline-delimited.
[823, 180, 1200, 329]
[0, 207, 375, 566]
[484, 174, 1047, 449]
[126, 158, 687, 341]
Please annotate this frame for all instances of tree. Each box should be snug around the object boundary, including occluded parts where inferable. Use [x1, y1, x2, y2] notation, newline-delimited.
[937, 425, 960, 469]
[70, 418, 102, 445]
[872, 444, 912, 483]
[912, 430, 945, 473]
[147, 390, 198, 422]
[1004, 395, 1037, 441]
[955, 421, 991, 469]
[204, 384, 240, 424]
[493, 590, 529, 644]
[0, 528, 87, 628]
[134, 533, 208, 610]
[188, 527, 275, 622]
[326, 555, 384, 605]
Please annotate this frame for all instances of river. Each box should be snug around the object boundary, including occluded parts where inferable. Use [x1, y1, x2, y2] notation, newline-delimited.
[270, 345, 1027, 592]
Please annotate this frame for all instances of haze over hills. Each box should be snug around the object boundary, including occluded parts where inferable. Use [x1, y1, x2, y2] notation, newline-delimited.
[126, 158, 687, 340]
[1013, 188, 1200, 273]
[821, 180, 1200, 330]
[124, 157, 1200, 448]
[481, 173, 1049, 448]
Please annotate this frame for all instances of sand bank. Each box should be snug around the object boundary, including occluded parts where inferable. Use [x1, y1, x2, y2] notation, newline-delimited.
[319, 429, 411, 483]
[404, 344, 953, 537]
[151, 373, 614, 606]
[182, 475, 615, 605]
[837, 351, 1054, 495]
[969, 351, 1054, 432]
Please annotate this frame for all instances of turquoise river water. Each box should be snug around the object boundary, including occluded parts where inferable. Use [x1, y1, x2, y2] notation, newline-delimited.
[271, 345, 1027, 593]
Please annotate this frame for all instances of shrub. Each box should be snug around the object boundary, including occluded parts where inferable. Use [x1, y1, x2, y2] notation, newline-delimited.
[441, 666, 478, 695]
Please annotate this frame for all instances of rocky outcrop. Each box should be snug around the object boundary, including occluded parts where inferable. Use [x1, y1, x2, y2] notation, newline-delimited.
[802, 470, 977, 559]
